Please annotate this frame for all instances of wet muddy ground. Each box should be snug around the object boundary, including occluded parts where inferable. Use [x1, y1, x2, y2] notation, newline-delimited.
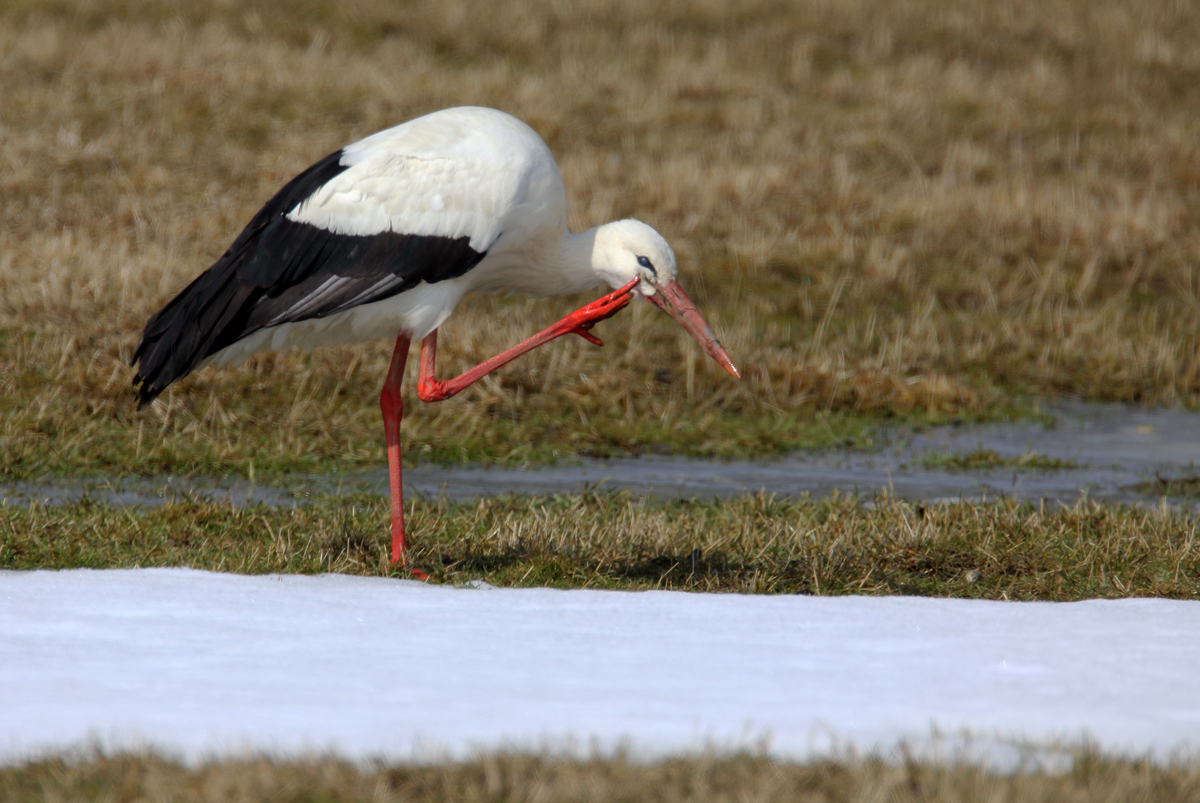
[5, 403, 1198, 510]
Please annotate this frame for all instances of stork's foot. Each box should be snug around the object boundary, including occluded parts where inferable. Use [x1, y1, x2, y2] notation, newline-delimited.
[561, 278, 639, 346]
[389, 553, 431, 581]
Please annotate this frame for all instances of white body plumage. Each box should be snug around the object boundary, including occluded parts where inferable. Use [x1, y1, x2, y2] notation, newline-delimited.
[204, 107, 674, 369]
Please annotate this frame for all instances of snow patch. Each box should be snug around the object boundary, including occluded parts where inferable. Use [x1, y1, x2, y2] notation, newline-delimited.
[1, 568, 1198, 764]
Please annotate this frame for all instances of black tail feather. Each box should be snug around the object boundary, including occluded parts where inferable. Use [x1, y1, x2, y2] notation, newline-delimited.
[131, 254, 254, 409]
[130, 151, 351, 408]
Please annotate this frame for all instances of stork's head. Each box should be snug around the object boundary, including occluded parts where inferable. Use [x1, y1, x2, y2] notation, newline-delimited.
[594, 219, 739, 379]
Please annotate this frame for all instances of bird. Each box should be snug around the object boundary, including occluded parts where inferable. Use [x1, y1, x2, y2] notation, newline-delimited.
[131, 106, 739, 569]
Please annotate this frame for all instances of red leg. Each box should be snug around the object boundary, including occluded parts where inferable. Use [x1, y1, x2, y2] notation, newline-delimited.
[380, 331, 411, 566]
[384, 278, 636, 569]
[417, 277, 639, 402]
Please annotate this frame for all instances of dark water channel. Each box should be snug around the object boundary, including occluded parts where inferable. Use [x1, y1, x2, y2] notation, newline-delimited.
[5, 403, 1200, 510]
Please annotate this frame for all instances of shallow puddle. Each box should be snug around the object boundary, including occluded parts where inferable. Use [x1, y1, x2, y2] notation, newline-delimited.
[4, 402, 1199, 510]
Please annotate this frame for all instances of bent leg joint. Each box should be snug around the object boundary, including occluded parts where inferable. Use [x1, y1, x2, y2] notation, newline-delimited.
[381, 386, 404, 417]
[417, 377, 454, 403]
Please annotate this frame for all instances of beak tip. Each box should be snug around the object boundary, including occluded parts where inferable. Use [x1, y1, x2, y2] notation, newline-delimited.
[654, 278, 740, 381]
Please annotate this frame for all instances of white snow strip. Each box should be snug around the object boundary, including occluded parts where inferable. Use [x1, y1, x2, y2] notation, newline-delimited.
[1, 568, 1198, 764]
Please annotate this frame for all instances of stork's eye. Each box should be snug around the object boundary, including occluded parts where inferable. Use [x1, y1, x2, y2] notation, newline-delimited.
[636, 255, 656, 273]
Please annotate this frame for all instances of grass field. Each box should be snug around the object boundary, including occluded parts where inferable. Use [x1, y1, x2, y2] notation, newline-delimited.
[5, 0, 1200, 791]
[5, 749, 1200, 803]
[4, 493, 1197, 600]
[4, 0, 1200, 477]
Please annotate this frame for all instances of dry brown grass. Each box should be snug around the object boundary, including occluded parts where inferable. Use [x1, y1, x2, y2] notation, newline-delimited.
[5, 749, 1200, 803]
[3, 0, 1200, 475]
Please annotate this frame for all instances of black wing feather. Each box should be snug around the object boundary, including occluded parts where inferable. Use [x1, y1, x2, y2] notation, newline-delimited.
[131, 150, 487, 408]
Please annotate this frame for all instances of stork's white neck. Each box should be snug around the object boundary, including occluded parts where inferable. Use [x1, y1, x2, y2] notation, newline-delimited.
[469, 220, 647, 299]
[557, 226, 605, 295]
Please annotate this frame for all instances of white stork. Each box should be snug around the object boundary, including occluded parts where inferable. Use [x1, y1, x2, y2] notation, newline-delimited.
[132, 106, 739, 569]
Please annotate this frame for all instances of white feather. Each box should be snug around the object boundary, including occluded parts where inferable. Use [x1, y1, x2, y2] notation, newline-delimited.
[266, 275, 352, 325]
[204, 107, 679, 367]
[286, 107, 550, 252]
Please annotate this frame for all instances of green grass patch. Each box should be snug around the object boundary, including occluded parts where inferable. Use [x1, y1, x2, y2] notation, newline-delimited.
[921, 447, 1082, 473]
[0, 375, 888, 480]
[1131, 475, 1200, 498]
[4, 493, 1198, 601]
[0, 328, 1043, 481]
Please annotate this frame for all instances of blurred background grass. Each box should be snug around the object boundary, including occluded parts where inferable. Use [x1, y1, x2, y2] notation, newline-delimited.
[3, 0, 1199, 477]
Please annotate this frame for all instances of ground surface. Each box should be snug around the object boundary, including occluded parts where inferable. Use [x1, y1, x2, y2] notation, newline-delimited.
[4, 0, 1200, 477]
[4, 568, 1199, 763]
[5, 1, 1200, 795]
[5, 493, 1199, 599]
[7, 401, 1198, 510]
[7, 751, 1200, 803]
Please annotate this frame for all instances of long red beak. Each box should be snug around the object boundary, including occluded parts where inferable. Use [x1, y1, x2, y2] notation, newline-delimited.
[643, 279, 740, 379]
